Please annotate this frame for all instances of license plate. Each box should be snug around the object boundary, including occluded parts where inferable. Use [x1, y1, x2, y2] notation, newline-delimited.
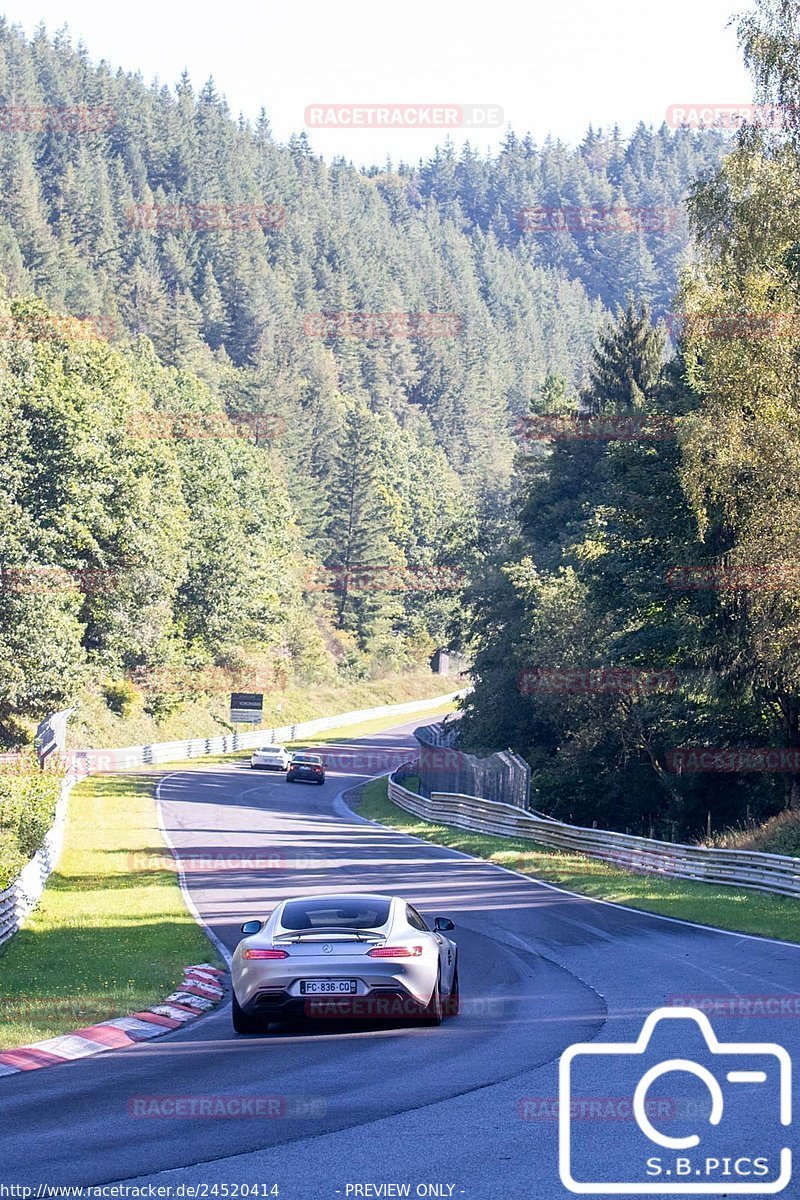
[299, 980, 357, 995]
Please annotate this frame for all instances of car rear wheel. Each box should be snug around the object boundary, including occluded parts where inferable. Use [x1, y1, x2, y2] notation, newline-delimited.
[419, 972, 443, 1026]
[232, 991, 267, 1035]
[444, 964, 459, 1017]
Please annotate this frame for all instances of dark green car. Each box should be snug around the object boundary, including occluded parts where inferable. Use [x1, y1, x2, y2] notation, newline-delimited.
[287, 753, 326, 784]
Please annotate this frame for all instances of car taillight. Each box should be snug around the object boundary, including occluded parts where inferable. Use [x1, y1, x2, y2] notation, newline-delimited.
[243, 948, 289, 959]
[367, 945, 423, 958]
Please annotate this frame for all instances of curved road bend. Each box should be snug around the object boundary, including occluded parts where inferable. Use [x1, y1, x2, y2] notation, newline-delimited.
[1, 718, 797, 1199]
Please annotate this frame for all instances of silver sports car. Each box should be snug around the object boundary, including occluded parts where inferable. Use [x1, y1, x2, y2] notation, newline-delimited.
[231, 893, 459, 1033]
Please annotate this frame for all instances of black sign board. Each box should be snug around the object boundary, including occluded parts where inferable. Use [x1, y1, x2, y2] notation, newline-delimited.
[230, 692, 263, 724]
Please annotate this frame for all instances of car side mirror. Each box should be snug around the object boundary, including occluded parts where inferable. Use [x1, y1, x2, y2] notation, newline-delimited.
[241, 920, 263, 935]
[433, 917, 455, 932]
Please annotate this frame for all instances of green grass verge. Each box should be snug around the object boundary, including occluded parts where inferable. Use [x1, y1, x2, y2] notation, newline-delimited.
[0, 772, 222, 1051]
[356, 778, 800, 944]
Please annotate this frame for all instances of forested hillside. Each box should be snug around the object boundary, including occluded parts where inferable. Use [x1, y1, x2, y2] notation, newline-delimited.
[0, 18, 730, 753]
[460, 0, 800, 842]
[0, 18, 725, 499]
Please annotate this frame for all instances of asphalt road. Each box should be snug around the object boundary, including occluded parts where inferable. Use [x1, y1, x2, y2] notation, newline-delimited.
[1, 718, 798, 1199]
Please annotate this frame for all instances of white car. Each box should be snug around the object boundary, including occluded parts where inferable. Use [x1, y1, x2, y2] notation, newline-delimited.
[231, 892, 459, 1033]
[250, 745, 291, 771]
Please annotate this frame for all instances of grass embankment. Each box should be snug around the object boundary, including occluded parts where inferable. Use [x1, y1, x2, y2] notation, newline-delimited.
[357, 778, 800, 944]
[708, 809, 800, 857]
[0, 772, 220, 1050]
[67, 667, 461, 750]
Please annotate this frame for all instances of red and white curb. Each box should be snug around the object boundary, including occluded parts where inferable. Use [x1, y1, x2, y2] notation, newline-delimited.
[0, 964, 226, 1077]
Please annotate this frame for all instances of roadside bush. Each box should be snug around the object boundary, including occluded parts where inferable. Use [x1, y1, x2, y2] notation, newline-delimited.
[0, 829, 25, 893]
[103, 679, 139, 716]
[0, 759, 63, 890]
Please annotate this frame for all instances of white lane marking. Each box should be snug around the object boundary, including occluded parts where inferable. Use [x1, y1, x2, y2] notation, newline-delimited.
[155, 774, 232, 968]
[335, 775, 800, 952]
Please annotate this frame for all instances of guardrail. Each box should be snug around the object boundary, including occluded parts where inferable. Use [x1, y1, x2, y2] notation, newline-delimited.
[0, 689, 465, 952]
[386, 770, 800, 900]
[0, 771, 78, 950]
[73, 691, 466, 773]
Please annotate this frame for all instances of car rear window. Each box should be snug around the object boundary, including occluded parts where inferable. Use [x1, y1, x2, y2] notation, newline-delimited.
[280, 898, 391, 930]
[293, 754, 321, 764]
